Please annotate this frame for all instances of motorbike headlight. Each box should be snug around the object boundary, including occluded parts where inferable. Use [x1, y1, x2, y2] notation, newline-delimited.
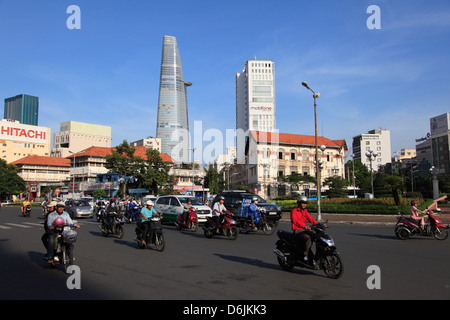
[321, 238, 334, 246]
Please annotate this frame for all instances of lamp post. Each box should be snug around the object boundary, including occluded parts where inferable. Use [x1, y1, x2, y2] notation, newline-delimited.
[301, 81, 323, 221]
[429, 166, 439, 200]
[365, 149, 378, 197]
[189, 148, 196, 197]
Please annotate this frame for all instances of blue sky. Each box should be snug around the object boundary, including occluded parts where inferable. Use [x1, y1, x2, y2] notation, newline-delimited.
[1, 0, 449, 162]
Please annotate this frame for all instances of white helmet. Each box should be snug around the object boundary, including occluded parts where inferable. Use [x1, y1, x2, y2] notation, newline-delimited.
[146, 200, 154, 206]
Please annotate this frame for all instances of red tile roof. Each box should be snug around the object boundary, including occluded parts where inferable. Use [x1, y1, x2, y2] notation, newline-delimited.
[250, 131, 347, 151]
[67, 146, 175, 163]
[11, 155, 70, 167]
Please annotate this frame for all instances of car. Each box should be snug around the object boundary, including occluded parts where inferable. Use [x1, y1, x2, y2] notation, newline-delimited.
[65, 199, 94, 219]
[211, 191, 282, 223]
[154, 195, 212, 223]
[1, 200, 13, 207]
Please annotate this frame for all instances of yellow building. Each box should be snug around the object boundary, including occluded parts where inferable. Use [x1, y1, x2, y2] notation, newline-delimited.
[0, 119, 51, 163]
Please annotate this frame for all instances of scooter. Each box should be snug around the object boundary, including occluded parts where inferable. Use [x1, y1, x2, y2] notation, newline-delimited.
[23, 205, 31, 217]
[175, 207, 199, 232]
[135, 215, 165, 251]
[203, 212, 238, 240]
[99, 211, 125, 239]
[273, 222, 344, 279]
[51, 221, 78, 272]
[237, 212, 276, 235]
[395, 210, 449, 240]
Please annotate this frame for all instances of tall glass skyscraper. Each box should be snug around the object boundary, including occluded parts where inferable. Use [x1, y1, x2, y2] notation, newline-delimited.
[156, 35, 191, 163]
[4, 94, 39, 126]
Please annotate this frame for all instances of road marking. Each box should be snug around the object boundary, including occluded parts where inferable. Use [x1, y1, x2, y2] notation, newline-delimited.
[0, 225, 12, 229]
[5, 223, 32, 228]
[23, 222, 44, 227]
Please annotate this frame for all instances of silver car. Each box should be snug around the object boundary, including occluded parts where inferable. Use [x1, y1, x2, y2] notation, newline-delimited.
[65, 199, 94, 219]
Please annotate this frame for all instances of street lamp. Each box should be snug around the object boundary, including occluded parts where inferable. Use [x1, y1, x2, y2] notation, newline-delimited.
[365, 149, 378, 197]
[301, 81, 323, 221]
[188, 148, 196, 197]
[429, 166, 439, 200]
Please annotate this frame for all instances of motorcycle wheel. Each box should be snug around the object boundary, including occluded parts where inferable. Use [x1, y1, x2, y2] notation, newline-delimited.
[190, 222, 198, 232]
[322, 253, 344, 279]
[154, 233, 165, 252]
[276, 246, 294, 271]
[63, 247, 74, 273]
[227, 227, 238, 240]
[262, 222, 276, 235]
[115, 224, 124, 239]
[175, 221, 182, 231]
[432, 227, 449, 240]
[395, 227, 410, 240]
[203, 222, 214, 238]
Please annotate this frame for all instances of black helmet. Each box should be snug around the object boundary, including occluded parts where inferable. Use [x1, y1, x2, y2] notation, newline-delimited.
[297, 195, 308, 204]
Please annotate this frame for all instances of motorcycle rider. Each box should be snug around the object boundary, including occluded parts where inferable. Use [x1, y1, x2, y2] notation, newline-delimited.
[21, 198, 31, 215]
[290, 195, 319, 267]
[248, 197, 261, 230]
[46, 201, 79, 263]
[139, 200, 159, 245]
[182, 198, 193, 225]
[105, 201, 119, 231]
[410, 200, 425, 230]
[212, 196, 231, 232]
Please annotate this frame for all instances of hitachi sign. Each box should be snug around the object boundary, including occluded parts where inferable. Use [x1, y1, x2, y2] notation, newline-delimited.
[0, 120, 50, 144]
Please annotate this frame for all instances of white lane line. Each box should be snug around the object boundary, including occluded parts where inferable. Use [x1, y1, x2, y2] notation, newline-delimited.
[5, 223, 32, 228]
[0, 225, 12, 229]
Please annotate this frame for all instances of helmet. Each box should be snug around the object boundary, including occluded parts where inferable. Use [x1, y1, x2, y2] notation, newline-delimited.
[54, 217, 65, 227]
[56, 201, 65, 208]
[252, 197, 258, 203]
[411, 200, 418, 206]
[146, 200, 154, 206]
[297, 195, 308, 204]
[218, 196, 225, 201]
[48, 201, 57, 207]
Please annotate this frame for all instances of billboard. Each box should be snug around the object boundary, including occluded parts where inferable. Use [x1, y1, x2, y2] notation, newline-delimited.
[0, 119, 50, 144]
[430, 113, 450, 135]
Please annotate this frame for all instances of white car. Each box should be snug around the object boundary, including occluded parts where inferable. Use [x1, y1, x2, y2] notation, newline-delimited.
[154, 195, 212, 223]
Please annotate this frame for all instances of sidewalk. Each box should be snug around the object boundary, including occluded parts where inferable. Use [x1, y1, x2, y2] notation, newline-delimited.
[280, 206, 450, 226]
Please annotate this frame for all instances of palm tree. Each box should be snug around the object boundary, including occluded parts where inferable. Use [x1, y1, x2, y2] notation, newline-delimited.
[384, 175, 405, 205]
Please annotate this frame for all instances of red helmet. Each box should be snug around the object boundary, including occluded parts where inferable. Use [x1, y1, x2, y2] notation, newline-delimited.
[411, 200, 418, 206]
[54, 217, 65, 227]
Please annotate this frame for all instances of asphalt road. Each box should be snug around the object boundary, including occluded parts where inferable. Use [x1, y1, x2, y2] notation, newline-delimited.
[1, 206, 449, 302]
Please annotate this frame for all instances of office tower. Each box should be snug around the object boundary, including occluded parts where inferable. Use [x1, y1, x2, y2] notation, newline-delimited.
[236, 58, 276, 160]
[4, 94, 39, 126]
[352, 128, 392, 169]
[156, 35, 191, 163]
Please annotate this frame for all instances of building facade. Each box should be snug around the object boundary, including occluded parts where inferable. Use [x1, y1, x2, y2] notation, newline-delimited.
[236, 58, 276, 160]
[430, 113, 450, 174]
[352, 128, 391, 170]
[130, 137, 162, 152]
[226, 131, 347, 199]
[51, 121, 111, 158]
[4, 94, 39, 126]
[0, 119, 51, 163]
[156, 35, 191, 163]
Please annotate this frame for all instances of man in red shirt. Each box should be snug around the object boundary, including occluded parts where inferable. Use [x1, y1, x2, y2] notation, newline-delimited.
[290, 195, 318, 266]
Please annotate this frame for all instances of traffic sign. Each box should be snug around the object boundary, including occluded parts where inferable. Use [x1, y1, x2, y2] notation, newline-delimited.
[55, 188, 61, 194]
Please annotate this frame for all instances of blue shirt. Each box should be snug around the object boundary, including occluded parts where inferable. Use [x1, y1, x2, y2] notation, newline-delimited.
[141, 207, 157, 221]
[47, 211, 74, 228]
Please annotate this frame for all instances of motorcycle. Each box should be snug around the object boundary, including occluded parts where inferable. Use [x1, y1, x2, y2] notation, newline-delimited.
[135, 215, 165, 251]
[395, 210, 449, 240]
[203, 212, 238, 240]
[51, 221, 78, 272]
[99, 211, 125, 239]
[237, 212, 276, 235]
[273, 223, 344, 279]
[23, 205, 31, 217]
[175, 207, 199, 232]
[126, 205, 141, 223]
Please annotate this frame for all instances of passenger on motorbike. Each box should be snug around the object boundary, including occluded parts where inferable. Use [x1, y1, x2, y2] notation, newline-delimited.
[41, 200, 57, 255]
[140, 200, 159, 245]
[410, 200, 425, 230]
[46, 202, 80, 263]
[105, 201, 119, 231]
[290, 195, 319, 266]
[21, 199, 31, 215]
[212, 196, 231, 233]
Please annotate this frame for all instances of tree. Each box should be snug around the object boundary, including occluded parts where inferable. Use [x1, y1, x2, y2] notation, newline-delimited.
[105, 140, 143, 196]
[0, 159, 26, 199]
[278, 172, 316, 192]
[203, 164, 219, 194]
[137, 148, 172, 195]
[92, 188, 106, 199]
[323, 176, 349, 198]
[383, 175, 405, 205]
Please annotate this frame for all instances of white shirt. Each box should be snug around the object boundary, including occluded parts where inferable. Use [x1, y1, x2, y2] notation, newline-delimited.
[212, 202, 226, 216]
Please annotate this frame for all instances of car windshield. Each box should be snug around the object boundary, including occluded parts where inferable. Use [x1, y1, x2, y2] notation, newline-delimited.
[241, 194, 266, 203]
[178, 197, 204, 205]
[73, 200, 90, 207]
